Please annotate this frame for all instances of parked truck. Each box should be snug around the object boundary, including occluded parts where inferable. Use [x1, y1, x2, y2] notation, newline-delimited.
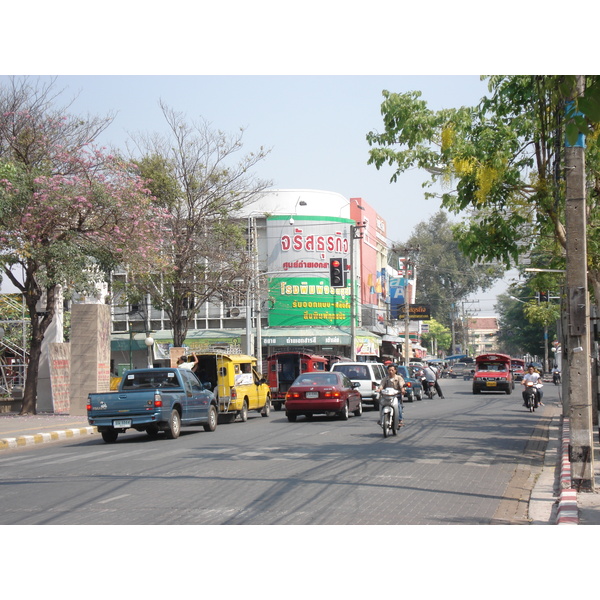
[87, 367, 218, 443]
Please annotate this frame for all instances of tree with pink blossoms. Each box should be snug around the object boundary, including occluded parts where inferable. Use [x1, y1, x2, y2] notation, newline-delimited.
[0, 77, 168, 414]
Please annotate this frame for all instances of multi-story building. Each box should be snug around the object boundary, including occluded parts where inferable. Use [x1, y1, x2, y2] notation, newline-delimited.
[110, 189, 400, 370]
[467, 316, 500, 355]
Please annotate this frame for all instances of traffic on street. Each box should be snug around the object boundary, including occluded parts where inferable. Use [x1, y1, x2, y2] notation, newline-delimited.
[0, 377, 560, 525]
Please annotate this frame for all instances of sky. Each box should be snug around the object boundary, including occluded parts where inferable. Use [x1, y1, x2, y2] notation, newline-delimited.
[1, 74, 517, 314]
[1, 4, 590, 316]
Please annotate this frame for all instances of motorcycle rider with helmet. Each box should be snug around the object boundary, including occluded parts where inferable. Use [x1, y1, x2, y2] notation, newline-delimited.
[522, 364, 544, 407]
[377, 364, 406, 429]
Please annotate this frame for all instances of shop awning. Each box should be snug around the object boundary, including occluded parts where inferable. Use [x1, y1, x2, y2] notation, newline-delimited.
[111, 329, 241, 352]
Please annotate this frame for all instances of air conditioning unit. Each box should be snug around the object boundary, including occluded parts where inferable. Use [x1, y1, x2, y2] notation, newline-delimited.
[228, 307, 247, 318]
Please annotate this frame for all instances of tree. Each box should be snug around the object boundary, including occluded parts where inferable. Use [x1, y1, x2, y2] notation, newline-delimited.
[419, 318, 451, 357]
[0, 77, 167, 414]
[124, 102, 272, 347]
[366, 76, 600, 311]
[397, 211, 503, 332]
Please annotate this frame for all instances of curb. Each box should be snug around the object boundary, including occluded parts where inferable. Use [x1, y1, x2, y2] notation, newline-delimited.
[0, 426, 98, 451]
[556, 417, 579, 525]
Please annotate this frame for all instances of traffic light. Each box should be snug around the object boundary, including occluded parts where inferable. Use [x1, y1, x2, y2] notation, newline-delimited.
[329, 258, 344, 287]
[539, 291, 548, 302]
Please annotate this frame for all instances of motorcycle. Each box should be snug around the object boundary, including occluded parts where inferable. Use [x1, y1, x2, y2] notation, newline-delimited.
[523, 381, 540, 412]
[424, 379, 436, 399]
[379, 387, 400, 438]
[553, 370, 561, 385]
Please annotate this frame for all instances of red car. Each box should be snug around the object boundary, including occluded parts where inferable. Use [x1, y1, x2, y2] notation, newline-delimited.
[284, 371, 363, 422]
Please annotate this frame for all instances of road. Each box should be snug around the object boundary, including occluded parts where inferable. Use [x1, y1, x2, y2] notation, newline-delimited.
[0, 377, 559, 525]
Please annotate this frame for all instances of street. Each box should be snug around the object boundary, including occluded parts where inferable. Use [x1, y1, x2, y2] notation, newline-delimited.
[0, 377, 559, 525]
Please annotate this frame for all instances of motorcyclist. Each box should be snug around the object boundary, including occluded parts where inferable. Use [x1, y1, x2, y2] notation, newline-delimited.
[423, 363, 445, 399]
[552, 365, 561, 385]
[522, 364, 544, 406]
[378, 364, 406, 429]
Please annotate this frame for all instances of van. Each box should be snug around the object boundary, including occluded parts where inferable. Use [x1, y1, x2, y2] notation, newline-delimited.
[192, 352, 271, 421]
[267, 352, 329, 411]
[472, 353, 513, 395]
[330, 361, 387, 409]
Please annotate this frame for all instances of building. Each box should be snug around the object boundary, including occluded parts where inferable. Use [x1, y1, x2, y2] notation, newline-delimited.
[109, 189, 406, 369]
[467, 317, 500, 355]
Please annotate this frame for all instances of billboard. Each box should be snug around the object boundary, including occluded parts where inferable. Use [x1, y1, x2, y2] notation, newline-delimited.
[266, 215, 354, 327]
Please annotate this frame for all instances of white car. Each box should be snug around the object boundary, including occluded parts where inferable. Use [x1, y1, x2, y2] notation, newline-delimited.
[330, 362, 387, 409]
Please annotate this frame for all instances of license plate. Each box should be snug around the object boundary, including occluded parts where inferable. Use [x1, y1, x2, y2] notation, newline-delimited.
[486, 381, 496, 387]
[113, 419, 132, 428]
[306, 392, 319, 398]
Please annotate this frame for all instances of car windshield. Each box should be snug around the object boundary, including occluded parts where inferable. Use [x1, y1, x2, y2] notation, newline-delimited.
[334, 365, 370, 380]
[295, 373, 338, 386]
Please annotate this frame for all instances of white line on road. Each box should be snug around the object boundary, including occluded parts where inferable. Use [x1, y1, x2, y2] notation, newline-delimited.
[98, 494, 131, 504]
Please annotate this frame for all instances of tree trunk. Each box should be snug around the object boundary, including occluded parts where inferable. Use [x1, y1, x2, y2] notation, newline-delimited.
[19, 284, 57, 415]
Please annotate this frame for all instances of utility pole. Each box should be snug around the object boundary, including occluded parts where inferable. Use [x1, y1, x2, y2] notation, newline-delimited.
[565, 75, 594, 491]
[350, 223, 365, 361]
[400, 247, 419, 365]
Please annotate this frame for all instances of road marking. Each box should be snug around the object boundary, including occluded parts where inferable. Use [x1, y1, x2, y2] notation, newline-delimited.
[98, 494, 131, 504]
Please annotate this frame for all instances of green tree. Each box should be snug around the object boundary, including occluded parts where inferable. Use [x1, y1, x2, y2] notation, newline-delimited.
[124, 102, 272, 348]
[0, 77, 166, 414]
[397, 211, 503, 334]
[366, 76, 600, 309]
[420, 318, 451, 356]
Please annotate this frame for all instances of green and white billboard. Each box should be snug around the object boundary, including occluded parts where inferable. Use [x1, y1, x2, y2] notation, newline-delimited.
[266, 215, 354, 327]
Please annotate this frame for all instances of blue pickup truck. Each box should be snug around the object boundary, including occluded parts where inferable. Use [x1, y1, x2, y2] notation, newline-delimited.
[87, 368, 218, 443]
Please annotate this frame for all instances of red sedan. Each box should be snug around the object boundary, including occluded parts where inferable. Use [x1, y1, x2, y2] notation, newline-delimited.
[284, 371, 363, 422]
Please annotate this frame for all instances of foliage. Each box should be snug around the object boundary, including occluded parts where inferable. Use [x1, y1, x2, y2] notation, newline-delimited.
[398, 211, 503, 330]
[366, 75, 600, 315]
[123, 102, 272, 347]
[0, 77, 168, 413]
[420, 318, 451, 356]
[495, 286, 558, 358]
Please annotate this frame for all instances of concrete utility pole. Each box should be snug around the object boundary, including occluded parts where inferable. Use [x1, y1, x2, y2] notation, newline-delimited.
[565, 75, 595, 491]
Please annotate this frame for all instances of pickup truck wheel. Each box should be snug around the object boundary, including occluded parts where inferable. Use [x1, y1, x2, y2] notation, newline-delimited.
[239, 400, 249, 422]
[101, 429, 119, 443]
[165, 409, 181, 439]
[203, 405, 218, 432]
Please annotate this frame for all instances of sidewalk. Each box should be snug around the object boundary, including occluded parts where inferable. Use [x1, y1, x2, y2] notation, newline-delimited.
[1, 409, 599, 524]
[0, 412, 97, 450]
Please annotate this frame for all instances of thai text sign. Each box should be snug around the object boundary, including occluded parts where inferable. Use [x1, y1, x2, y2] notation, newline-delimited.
[268, 276, 351, 326]
[396, 304, 431, 320]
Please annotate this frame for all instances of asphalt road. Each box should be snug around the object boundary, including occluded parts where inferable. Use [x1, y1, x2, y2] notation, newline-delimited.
[0, 377, 559, 525]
